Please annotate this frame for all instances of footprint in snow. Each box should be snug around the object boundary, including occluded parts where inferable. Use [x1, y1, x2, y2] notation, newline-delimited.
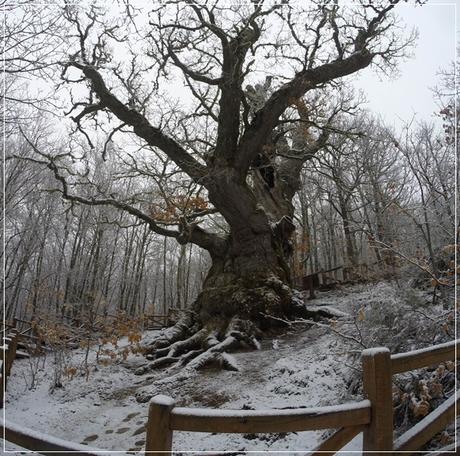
[122, 412, 140, 422]
[81, 434, 99, 443]
[132, 424, 146, 436]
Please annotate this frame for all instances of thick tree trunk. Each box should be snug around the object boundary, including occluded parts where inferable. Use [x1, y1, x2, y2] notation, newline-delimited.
[136, 224, 307, 378]
[137, 160, 314, 378]
[195, 230, 294, 326]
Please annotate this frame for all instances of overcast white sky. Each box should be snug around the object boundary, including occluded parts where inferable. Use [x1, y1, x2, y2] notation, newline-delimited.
[354, 0, 457, 127]
[11, 1, 456, 131]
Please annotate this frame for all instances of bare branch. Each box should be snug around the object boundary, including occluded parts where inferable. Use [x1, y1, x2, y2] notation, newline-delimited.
[69, 61, 208, 182]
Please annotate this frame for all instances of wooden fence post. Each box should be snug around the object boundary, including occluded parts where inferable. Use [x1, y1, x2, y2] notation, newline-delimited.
[145, 395, 175, 455]
[0, 358, 4, 409]
[6, 330, 18, 376]
[362, 347, 393, 455]
[3, 339, 11, 374]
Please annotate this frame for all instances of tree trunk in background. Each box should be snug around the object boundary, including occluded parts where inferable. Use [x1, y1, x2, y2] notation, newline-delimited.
[162, 237, 168, 315]
[119, 227, 135, 312]
[53, 212, 71, 315]
[176, 244, 187, 310]
[338, 193, 357, 268]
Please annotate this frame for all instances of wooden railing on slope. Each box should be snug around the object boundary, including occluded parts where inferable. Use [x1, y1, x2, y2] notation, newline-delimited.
[0, 418, 125, 456]
[9, 312, 172, 335]
[143, 314, 170, 329]
[145, 339, 460, 455]
[10, 318, 41, 356]
[0, 329, 19, 408]
[3, 318, 42, 354]
[389, 339, 459, 455]
[1, 339, 458, 455]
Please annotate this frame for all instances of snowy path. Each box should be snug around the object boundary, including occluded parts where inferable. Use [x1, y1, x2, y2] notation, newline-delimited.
[4, 326, 360, 454]
[3, 285, 389, 454]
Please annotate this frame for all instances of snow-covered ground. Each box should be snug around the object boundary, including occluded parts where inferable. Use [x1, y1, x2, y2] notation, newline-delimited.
[2, 283, 429, 455]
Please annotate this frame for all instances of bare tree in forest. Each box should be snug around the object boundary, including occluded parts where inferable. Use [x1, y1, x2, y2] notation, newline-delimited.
[16, 1, 416, 370]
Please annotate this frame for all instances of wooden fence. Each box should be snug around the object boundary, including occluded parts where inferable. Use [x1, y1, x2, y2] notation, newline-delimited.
[3, 318, 44, 357]
[2, 313, 171, 356]
[145, 339, 459, 455]
[1, 339, 459, 455]
[1, 329, 19, 408]
[8, 312, 172, 333]
[143, 313, 171, 330]
[0, 418, 124, 456]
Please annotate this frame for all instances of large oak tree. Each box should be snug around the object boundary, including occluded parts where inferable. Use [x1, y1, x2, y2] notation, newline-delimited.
[20, 0, 415, 370]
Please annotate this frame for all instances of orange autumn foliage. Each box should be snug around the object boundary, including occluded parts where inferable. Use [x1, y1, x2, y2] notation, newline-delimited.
[149, 195, 208, 222]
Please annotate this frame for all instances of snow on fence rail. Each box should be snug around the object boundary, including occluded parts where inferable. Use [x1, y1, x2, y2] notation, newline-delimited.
[169, 399, 371, 433]
[0, 418, 126, 456]
[1, 339, 459, 455]
[391, 339, 457, 374]
[144, 339, 460, 455]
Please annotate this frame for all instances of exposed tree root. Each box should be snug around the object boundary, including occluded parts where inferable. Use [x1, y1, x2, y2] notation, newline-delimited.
[134, 343, 240, 403]
[179, 348, 205, 365]
[151, 327, 208, 360]
[134, 318, 255, 402]
[133, 277, 348, 405]
[145, 311, 196, 352]
[135, 280, 345, 382]
[135, 315, 262, 377]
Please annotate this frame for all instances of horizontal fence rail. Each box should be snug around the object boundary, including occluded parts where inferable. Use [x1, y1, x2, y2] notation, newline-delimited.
[391, 339, 459, 374]
[393, 392, 459, 455]
[309, 425, 365, 455]
[0, 418, 126, 456]
[170, 399, 371, 433]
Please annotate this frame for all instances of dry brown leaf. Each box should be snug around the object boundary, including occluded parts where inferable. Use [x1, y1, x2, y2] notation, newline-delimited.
[439, 431, 453, 445]
[430, 382, 443, 398]
[413, 400, 430, 417]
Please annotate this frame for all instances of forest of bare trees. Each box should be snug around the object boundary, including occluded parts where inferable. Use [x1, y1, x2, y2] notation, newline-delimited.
[2, 0, 456, 366]
[1, 2, 458, 454]
[4, 67, 455, 324]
